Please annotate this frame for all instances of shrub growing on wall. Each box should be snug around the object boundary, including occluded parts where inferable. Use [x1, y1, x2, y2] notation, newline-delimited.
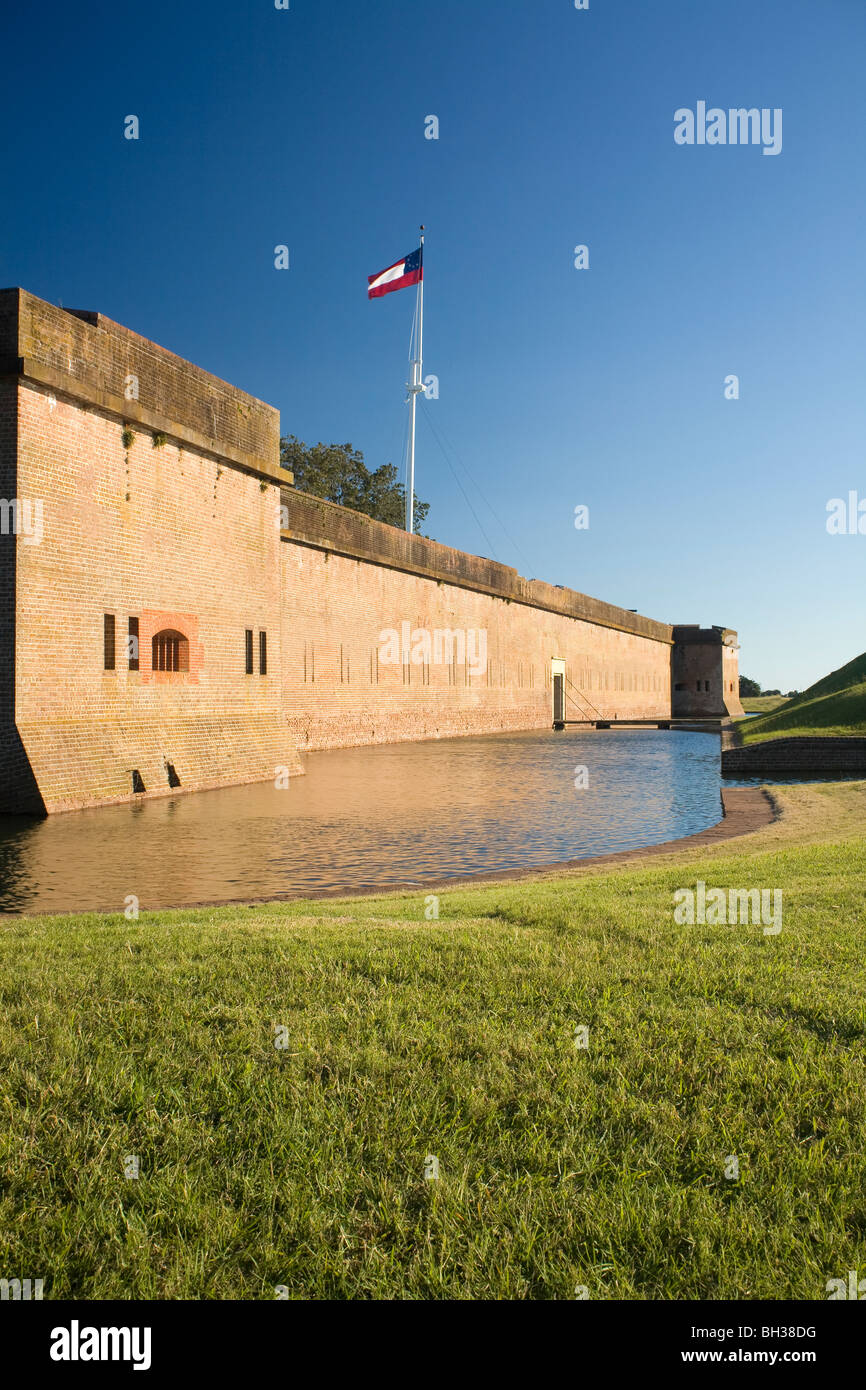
[280, 436, 429, 533]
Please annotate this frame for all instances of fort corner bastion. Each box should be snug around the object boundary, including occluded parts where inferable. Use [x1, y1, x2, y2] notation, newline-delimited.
[0, 289, 744, 814]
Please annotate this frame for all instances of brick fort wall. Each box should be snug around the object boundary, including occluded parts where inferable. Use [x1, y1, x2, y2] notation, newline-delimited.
[280, 490, 673, 749]
[0, 289, 741, 813]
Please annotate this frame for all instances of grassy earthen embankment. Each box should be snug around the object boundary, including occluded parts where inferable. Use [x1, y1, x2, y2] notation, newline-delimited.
[1, 781, 864, 1299]
[738, 653, 866, 745]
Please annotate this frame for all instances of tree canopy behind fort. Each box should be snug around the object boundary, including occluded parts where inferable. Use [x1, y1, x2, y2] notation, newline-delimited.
[280, 436, 429, 533]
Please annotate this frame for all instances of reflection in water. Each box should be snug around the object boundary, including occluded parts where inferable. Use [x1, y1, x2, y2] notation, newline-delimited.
[0, 728, 724, 914]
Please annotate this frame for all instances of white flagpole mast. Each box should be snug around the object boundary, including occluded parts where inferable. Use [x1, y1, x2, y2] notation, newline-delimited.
[406, 225, 425, 533]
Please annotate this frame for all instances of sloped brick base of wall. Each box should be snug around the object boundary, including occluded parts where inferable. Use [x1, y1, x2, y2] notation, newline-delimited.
[0, 722, 46, 815]
[14, 716, 304, 813]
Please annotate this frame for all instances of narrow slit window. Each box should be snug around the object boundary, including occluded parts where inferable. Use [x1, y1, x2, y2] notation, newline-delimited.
[104, 613, 116, 671]
[128, 616, 140, 671]
[259, 630, 267, 675]
[245, 629, 254, 675]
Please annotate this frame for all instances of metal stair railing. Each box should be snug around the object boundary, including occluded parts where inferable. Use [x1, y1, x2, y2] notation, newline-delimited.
[564, 676, 604, 721]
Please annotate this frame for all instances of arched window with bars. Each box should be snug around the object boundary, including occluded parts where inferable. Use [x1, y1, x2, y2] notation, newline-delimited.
[151, 629, 189, 673]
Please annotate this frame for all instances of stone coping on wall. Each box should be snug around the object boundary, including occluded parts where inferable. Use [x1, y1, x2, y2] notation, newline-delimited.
[672, 625, 739, 646]
[280, 487, 674, 645]
[0, 288, 287, 486]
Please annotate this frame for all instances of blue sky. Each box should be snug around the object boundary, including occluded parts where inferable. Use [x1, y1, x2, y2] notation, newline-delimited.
[2, 0, 864, 690]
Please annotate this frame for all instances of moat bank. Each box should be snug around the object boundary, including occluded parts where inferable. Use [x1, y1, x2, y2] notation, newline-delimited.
[0, 727, 727, 914]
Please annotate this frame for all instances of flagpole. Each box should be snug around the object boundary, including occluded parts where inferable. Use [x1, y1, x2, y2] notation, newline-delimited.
[406, 225, 425, 533]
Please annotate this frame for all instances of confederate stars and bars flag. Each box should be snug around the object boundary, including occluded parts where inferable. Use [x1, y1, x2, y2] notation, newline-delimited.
[367, 245, 423, 299]
[367, 229, 426, 533]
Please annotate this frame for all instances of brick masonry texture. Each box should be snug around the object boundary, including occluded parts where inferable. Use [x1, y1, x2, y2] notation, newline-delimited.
[281, 488, 672, 644]
[280, 538, 673, 750]
[0, 288, 284, 483]
[0, 290, 742, 813]
[721, 737, 866, 777]
[0, 373, 45, 812]
[672, 625, 744, 719]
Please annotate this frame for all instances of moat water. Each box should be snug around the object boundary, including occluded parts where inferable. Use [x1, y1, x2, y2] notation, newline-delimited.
[0, 728, 729, 914]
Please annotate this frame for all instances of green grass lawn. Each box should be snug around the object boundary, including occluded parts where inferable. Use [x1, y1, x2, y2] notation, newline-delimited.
[741, 695, 789, 714]
[1, 783, 865, 1300]
[739, 652, 866, 744]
